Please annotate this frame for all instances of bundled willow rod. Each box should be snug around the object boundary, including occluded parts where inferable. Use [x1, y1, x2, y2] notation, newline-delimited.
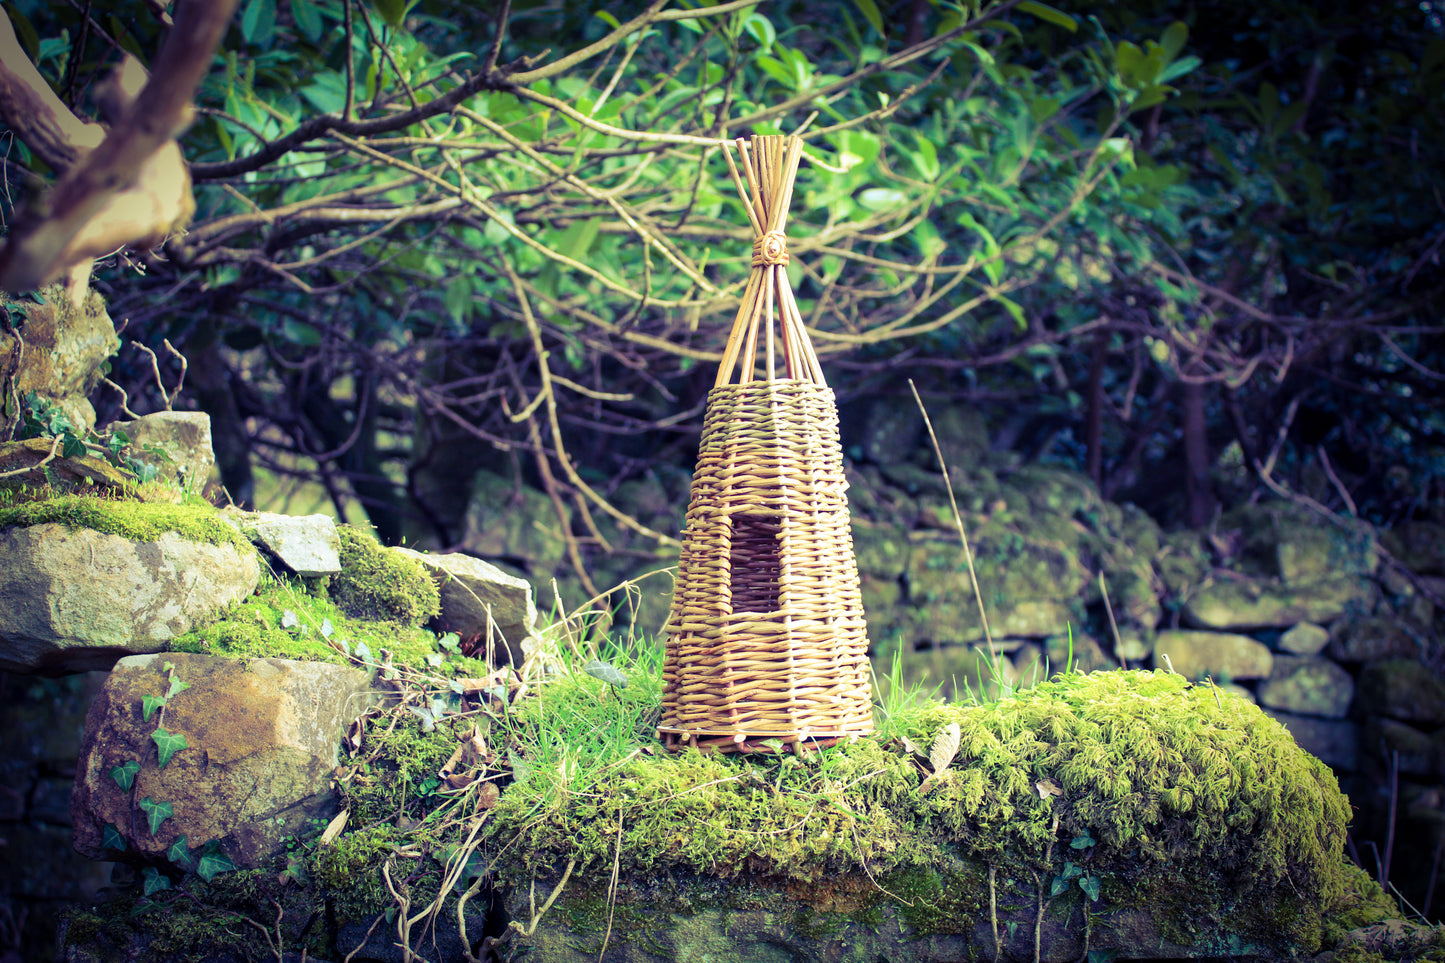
[658, 134, 873, 755]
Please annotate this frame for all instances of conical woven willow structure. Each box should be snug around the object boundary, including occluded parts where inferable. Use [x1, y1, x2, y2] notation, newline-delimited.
[658, 134, 873, 754]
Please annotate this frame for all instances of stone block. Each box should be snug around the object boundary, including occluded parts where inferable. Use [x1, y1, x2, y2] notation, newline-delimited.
[0, 523, 259, 674]
[1258, 655, 1354, 718]
[1153, 629, 1273, 681]
[72, 653, 377, 868]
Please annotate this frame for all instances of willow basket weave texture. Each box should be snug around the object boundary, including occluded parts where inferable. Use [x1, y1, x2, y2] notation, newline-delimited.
[658, 134, 873, 754]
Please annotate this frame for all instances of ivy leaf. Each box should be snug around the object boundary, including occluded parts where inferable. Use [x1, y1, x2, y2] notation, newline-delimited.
[320, 617, 334, 638]
[584, 660, 628, 690]
[138, 797, 173, 835]
[142, 866, 172, 895]
[1070, 833, 1096, 850]
[1079, 874, 1101, 902]
[152, 728, 188, 768]
[142, 695, 166, 721]
[353, 640, 373, 664]
[197, 848, 236, 882]
[281, 609, 300, 630]
[110, 759, 140, 790]
[102, 823, 128, 851]
[165, 675, 191, 700]
[168, 835, 194, 869]
[1049, 874, 1070, 897]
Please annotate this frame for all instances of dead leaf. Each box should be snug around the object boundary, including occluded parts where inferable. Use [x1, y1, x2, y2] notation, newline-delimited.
[1035, 777, 1063, 801]
[929, 722, 961, 773]
[318, 809, 349, 846]
[443, 771, 477, 790]
[476, 782, 501, 810]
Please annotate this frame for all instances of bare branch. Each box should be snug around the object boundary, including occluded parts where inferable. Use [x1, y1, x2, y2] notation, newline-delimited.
[0, 0, 240, 291]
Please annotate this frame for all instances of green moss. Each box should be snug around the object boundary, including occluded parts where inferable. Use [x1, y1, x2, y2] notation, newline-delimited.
[312, 824, 402, 920]
[474, 668, 1362, 959]
[330, 525, 440, 626]
[338, 714, 464, 825]
[0, 492, 253, 552]
[62, 654, 1396, 963]
[170, 571, 491, 678]
[1325, 863, 1400, 942]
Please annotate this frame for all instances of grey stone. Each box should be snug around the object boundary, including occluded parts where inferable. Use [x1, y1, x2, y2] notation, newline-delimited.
[1264, 709, 1359, 770]
[225, 508, 341, 577]
[71, 653, 377, 868]
[1279, 621, 1330, 656]
[1113, 626, 1153, 662]
[1046, 630, 1114, 674]
[1184, 575, 1374, 629]
[1012, 642, 1046, 688]
[1222, 502, 1377, 584]
[1258, 655, 1354, 718]
[857, 396, 923, 467]
[463, 470, 570, 577]
[851, 519, 910, 578]
[110, 410, 216, 492]
[1153, 629, 1273, 682]
[1218, 683, 1257, 705]
[396, 548, 539, 666]
[0, 523, 259, 674]
[929, 404, 991, 469]
[1362, 716, 1439, 778]
[0, 284, 118, 435]
[1356, 660, 1445, 726]
[1381, 520, 1445, 575]
[1328, 616, 1421, 662]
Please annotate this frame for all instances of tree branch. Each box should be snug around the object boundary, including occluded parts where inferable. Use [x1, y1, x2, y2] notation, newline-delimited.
[0, 0, 240, 291]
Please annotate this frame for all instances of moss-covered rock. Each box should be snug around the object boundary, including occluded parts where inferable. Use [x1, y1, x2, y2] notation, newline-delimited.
[0, 491, 252, 550]
[330, 525, 440, 626]
[489, 670, 1370, 961]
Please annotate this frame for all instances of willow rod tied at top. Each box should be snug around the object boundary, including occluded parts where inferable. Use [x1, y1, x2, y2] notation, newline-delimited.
[716, 134, 826, 387]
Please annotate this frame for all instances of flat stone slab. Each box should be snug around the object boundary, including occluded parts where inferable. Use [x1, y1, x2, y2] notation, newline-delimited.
[1183, 574, 1374, 629]
[224, 508, 341, 577]
[0, 523, 258, 674]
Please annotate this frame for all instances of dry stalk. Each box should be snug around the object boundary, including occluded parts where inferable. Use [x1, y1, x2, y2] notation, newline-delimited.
[909, 379, 996, 661]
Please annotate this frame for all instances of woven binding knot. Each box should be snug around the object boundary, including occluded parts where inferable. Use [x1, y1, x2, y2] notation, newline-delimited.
[752, 230, 789, 266]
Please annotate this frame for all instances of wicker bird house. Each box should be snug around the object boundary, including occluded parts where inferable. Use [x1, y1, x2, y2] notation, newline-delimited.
[658, 134, 873, 754]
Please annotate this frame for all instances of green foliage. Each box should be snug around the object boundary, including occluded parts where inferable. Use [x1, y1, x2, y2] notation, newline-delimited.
[11, 394, 165, 486]
[151, 728, 188, 769]
[109, 759, 140, 790]
[195, 846, 237, 883]
[138, 797, 173, 836]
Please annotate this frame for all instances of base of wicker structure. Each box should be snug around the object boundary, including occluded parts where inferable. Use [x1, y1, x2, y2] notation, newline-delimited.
[659, 380, 873, 753]
[656, 730, 846, 755]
